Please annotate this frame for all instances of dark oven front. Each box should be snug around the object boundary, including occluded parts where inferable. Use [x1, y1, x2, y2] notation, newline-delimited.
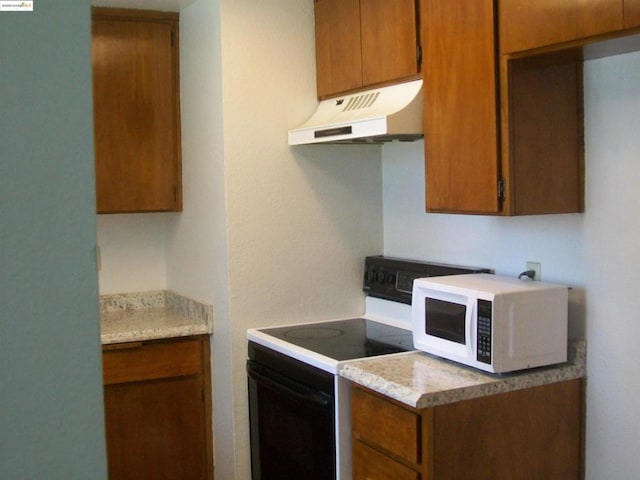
[247, 341, 336, 480]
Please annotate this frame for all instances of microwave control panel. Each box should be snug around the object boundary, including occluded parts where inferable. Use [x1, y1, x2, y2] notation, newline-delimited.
[476, 299, 492, 364]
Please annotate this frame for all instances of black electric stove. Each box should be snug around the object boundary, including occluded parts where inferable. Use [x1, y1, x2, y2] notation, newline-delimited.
[257, 317, 414, 361]
[247, 256, 491, 480]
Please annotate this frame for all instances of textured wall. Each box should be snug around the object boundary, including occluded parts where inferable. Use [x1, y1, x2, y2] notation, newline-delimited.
[0, 1, 108, 478]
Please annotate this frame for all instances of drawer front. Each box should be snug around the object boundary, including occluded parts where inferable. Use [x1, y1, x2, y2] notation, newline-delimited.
[103, 336, 203, 385]
[351, 386, 420, 465]
[353, 440, 420, 480]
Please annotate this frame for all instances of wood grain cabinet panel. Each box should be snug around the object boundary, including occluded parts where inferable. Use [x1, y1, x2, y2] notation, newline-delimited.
[360, 0, 419, 87]
[499, 0, 624, 54]
[353, 440, 420, 480]
[314, 0, 420, 98]
[351, 379, 584, 480]
[352, 385, 420, 465]
[423, 0, 500, 214]
[92, 8, 182, 213]
[102, 336, 213, 480]
[433, 380, 583, 479]
[626, 0, 640, 27]
[422, 0, 584, 215]
[314, 0, 362, 98]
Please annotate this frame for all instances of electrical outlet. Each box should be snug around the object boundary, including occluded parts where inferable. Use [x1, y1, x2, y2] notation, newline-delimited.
[526, 261, 541, 280]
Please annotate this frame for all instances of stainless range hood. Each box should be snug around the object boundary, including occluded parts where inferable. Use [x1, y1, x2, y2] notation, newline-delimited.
[288, 79, 423, 145]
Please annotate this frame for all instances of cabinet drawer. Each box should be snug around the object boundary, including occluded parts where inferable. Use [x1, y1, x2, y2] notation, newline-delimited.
[353, 439, 420, 480]
[103, 337, 203, 385]
[351, 386, 420, 465]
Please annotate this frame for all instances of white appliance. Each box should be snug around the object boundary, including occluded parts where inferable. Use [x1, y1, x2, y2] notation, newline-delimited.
[288, 79, 423, 145]
[247, 256, 488, 480]
[412, 273, 568, 374]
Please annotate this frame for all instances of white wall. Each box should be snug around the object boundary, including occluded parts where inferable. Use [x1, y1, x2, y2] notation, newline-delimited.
[217, 2, 383, 477]
[582, 51, 640, 479]
[382, 51, 640, 480]
[97, 214, 168, 294]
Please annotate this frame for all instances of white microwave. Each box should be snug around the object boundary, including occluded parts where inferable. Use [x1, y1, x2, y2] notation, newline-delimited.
[411, 273, 568, 373]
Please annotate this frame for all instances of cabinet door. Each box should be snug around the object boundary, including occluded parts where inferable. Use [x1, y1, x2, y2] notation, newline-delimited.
[433, 379, 583, 479]
[500, 0, 623, 54]
[352, 385, 420, 465]
[423, 0, 500, 214]
[626, 0, 640, 27]
[102, 337, 213, 480]
[104, 377, 209, 480]
[360, 0, 419, 87]
[353, 440, 420, 480]
[314, 0, 363, 98]
[92, 10, 182, 213]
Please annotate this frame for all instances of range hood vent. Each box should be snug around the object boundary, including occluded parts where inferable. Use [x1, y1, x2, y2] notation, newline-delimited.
[288, 79, 423, 145]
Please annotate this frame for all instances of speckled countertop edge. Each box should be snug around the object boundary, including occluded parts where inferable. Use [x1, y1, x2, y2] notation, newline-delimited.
[340, 339, 586, 409]
[100, 290, 213, 345]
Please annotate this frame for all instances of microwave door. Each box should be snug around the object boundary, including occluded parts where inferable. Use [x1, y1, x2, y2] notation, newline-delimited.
[425, 298, 466, 345]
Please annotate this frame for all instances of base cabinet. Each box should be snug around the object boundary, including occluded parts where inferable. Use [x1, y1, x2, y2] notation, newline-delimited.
[352, 379, 584, 480]
[102, 336, 213, 480]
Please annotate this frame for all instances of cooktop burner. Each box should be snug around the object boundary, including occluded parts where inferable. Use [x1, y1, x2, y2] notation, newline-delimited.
[259, 318, 414, 361]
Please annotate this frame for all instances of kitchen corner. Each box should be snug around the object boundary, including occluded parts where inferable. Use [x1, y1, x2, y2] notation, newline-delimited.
[99, 290, 214, 480]
[100, 290, 213, 345]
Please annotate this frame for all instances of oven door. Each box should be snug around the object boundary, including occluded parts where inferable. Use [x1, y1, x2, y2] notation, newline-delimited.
[247, 356, 336, 480]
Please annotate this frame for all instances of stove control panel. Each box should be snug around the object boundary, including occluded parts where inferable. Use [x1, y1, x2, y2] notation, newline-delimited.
[363, 256, 491, 305]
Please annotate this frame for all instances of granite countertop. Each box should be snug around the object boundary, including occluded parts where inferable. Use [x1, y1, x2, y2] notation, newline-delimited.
[340, 339, 586, 410]
[100, 290, 213, 345]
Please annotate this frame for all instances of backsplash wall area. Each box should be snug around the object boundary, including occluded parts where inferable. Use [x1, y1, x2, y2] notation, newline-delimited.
[382, 51, 640, 480]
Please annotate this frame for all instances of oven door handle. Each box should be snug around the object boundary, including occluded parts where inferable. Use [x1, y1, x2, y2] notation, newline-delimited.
[247, 360, 332, 410]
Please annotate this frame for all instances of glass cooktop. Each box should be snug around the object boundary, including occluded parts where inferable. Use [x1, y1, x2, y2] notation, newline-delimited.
[259, 318, 414, 361]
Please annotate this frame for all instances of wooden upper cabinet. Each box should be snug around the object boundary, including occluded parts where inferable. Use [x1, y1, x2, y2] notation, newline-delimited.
[314, 0, 362, 98]
[92, 8, 182, 214]
[423, 0, 584, 215]
[314, 0, 419, 99]
[360, 0, 419, 87]
[500, 0, 624, 54]
[626, 0, 640, 27]
[423, 0, 500, 214]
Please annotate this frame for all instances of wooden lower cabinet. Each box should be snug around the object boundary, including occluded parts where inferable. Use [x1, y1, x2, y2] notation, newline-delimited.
[102, 336, 213, 480]
[352, 379, 583, 480]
